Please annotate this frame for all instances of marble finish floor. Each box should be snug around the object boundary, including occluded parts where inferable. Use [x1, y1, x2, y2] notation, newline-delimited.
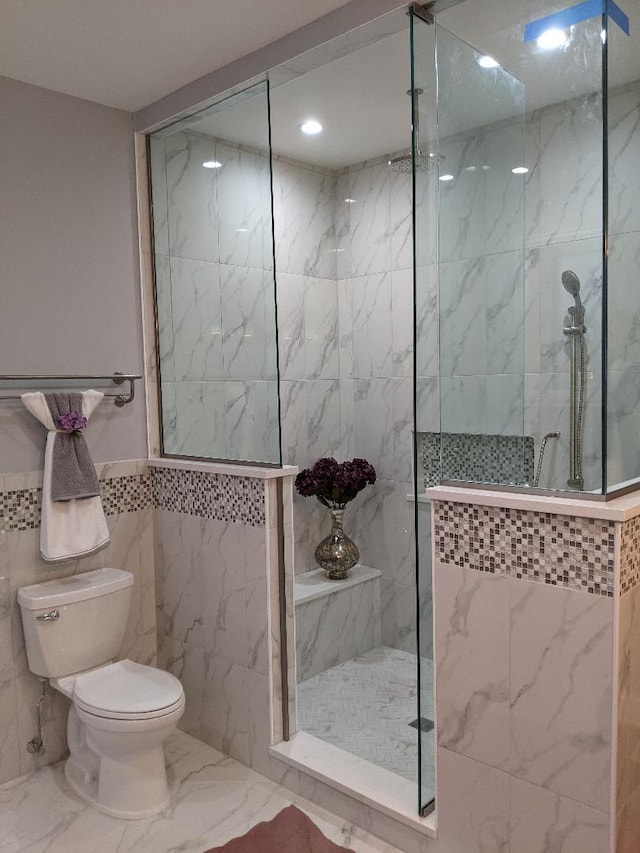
[0, 731, 403, 853]
[297, 646, 434, 790]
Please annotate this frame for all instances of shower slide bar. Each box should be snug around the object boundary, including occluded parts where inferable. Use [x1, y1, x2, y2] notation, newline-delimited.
[0, 372, 142, 407]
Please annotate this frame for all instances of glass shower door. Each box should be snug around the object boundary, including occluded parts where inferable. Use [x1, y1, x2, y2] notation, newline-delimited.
[411, 8, 526, 813]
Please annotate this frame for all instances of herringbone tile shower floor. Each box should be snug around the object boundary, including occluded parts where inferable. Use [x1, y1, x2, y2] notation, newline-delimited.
[297, 646, 434, 788]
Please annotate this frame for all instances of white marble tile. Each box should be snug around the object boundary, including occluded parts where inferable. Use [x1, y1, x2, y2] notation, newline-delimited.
[174, 380, 227, 459]
[339, 378, 356, 461]
[391, 267, 413, 378]
[381, 580, 416, 654]
[220, 264, 277, 381]
[509, 580, 613, 811]
[439, 375, 486, 435]
[148, 135, 169, 256]
[435, 747, 510, 853]
[159, 380, 178, 454]
[156, 511, 204, 649]
[276, 272, 306, 380]
[608, 231, 640, 371]
[538, 94, 602, 247]
[616, 583, 640, 811]
[202, 657, 250, 766]
[346, 163, 391, 277]
[338, 277, 354, 380]
[200, 519, 247, 667]
[524, 113, 543, 250]
[415, 264, 438, 379]
[393, 378, 413, 484]
[438, 131, 487, 264]
[607, 368, 640, 489]
[170, 256, 222, 381]
[439, 256, 486, 377]
[165, 636, 206, 740]
[216, 142, 271, 270]
[305, 379, 341, 463]
[485, 249, 524, 377]
[485, 374, 524, 437]
[348, 479, 396, 577]
[415, 377, 440, 434]
[353, 378, 396, 481]
[164, 131, 219, 263]
[273, 160, 336, 279]
[305, 276, 339, 380]
[609, 84, 640, 237]
[485, 121, 526, 256]
[510, 775, 609, 853]
[389, 169, 412, 272]
[434, 562, 510, 769]
[224, 380, 280, 463]
[351, 272, 393, 379]
[279, 380, 309, 467]
[0, 731, 401, 853]
[154, 253, 175, 382]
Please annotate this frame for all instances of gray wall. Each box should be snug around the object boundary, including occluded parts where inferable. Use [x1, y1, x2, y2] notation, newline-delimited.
[0, 76, 147, 472]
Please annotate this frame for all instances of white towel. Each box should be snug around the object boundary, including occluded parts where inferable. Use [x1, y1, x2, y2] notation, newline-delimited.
[22, 390, 110, 562]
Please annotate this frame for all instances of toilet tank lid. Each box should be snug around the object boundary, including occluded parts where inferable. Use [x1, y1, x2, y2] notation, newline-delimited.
[18, 568, 133, 610]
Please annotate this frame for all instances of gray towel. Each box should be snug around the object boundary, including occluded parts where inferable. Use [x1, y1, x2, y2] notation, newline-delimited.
[45, 393, 101, 502]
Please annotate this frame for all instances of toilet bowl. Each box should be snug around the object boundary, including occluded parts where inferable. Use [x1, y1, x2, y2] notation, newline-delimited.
[18, 568, 185, 819]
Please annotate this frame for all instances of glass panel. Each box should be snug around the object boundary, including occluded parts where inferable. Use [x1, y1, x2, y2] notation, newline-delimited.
[435, 24, 527, 487]
[606, 3, 640, 492]
[149, 82, 281, 465]
[410, 7, 437, 814]
[435, 1, 604, 494]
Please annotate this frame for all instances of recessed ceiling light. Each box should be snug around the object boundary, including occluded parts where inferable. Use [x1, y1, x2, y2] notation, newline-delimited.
[478, 55, 500, 69]
[537, 28, 568, 50]
[463, 166, 477, 172]
[236, 227, 249, 232]
[344, 198, 357, 204]
[512, 166, 529, 174]
[202, 160, 222, 169]
[300, 119, 323, 135]
[439, 174, 455, 182]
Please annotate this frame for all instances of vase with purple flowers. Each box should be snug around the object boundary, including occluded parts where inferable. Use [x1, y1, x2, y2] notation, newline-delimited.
[295, 457, 376, 580]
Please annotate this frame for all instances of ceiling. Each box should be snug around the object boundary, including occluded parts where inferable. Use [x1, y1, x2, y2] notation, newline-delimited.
[2, 0, 639, 168]
[0, 0, 356, 112]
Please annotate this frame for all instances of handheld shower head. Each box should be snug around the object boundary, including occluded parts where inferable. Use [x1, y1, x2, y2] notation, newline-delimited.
[561, 270, 581, 298]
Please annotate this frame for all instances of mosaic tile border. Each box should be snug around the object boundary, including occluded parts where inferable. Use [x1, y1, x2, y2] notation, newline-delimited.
[418, 432, 535, 488]
[152, 467, 265, 527]
[433, 501, 615, 597]
[0, 474, 154, 533]
[620, 515, 640, 596]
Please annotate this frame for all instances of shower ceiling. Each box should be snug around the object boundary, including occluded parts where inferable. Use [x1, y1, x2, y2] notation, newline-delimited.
[191, 0, 640, 170]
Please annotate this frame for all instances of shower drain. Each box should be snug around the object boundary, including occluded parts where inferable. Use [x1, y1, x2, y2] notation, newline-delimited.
[408, 717, 434, 733]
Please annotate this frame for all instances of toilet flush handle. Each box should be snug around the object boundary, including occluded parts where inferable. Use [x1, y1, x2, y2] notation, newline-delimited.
[35, 609, 59, 622]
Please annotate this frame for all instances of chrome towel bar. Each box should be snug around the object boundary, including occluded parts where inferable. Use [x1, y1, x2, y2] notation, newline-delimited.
[0, 372, 142, 407]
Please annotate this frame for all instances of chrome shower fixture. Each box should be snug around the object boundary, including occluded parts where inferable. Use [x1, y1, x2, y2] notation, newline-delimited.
[562, 269, 586, 490]
[388, 88, 443, 173]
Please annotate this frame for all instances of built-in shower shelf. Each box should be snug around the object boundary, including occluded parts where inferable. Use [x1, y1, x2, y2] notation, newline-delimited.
[294, 564, 381, 606]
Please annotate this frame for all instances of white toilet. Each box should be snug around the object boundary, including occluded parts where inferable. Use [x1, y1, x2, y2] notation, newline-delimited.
[18, 567, 185, 819]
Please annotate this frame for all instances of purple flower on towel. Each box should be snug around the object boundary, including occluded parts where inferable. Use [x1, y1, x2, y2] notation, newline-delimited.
[57, 410, 87, 437]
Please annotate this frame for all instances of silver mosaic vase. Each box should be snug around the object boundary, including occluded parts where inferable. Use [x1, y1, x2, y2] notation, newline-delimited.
[314, 508, 359, 580]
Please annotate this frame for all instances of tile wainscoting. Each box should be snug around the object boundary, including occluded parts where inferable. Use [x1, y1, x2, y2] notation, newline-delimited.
[429, 489, 640, 853]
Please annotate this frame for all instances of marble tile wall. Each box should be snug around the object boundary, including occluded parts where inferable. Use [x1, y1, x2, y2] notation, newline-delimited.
[616, 515, 640, 852]
[154, 467, 294, 784]
[150, 131, 279, 464]
[0, 459, 156, 786]
[295, 576, 381, 682]
[432, 497, 615, 851]
[276, 152, 423, 657]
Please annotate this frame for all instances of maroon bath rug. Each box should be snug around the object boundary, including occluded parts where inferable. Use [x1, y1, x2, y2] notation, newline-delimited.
[202, 804, 356, 853]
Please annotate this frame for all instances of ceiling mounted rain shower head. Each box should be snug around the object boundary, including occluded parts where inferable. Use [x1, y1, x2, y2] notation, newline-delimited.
[388, 151, 443, 173]
[387, 87, 442, 173]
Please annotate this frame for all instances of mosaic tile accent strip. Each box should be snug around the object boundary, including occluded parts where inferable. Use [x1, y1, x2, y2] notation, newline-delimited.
[0, 474, 154, 533]
[434, 501, 615, 597]
[418, 432, 535, 487]
[0, 487, 42, 532]
[620, 515, 640, 596]
[152, 466, 265, 527]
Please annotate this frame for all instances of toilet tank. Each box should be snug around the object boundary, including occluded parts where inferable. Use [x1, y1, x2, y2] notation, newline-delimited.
[18, 568, 134, 678]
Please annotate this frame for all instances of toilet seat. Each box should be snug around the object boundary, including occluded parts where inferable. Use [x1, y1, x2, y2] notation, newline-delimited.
[73, 659, 184, 721]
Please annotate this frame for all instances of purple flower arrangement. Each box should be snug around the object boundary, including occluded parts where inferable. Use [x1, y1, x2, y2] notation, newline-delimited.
[57, 410, 87, 438]
[295, 457, 376, 509]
